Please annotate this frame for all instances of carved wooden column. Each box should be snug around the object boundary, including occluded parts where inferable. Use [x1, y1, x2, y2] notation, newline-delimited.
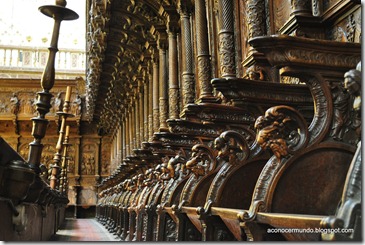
[217, 0, 236, 78]
[245, 0, 266, 47]
[243, 0, 268, 79]
[125, 111, 130, 156]
[152, 52, 160, 135]
[139, 83, 144, 145]
[195, 0, 215, 102]
[158, 34, 169, 131]
[144, 79, 149, 141]
[148, 64, 154, 140]
[167, 21, 180, 119]
[128, 108, 133, 155]
[312, 0, 322, 16]
[112, 133, 117, 165]
[291, 0, 312, 16]
[179, 3, 195, 106]
[134, 90, 140, 149]
[122, 118, 126, 159]
[117, 125, 122, 163]
[132, 101, 137, 151]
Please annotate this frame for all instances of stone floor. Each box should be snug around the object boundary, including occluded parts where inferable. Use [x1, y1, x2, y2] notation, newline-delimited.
[50, 218, 120, 241]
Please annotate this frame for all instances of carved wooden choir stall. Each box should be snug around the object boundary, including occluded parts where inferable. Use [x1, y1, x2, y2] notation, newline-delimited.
[92, 0, 362, 242]
[0, 0, 361, 242]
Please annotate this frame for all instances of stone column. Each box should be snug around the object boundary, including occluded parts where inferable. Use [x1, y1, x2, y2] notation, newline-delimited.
[217, 0, 236, 78]
[179, 5, 195, 106]
[195, 0, 215, 102]
[158, 36, 169, 131]
[168, 23, 180, 119]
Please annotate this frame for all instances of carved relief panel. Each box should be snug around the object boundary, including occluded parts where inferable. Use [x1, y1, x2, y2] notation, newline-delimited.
[81, 143, 97, 175]
[101, 137, 111, 176]
[326, 6, 361, 43]
[78, 186, 97, 205]
[67, 144, 77, 175]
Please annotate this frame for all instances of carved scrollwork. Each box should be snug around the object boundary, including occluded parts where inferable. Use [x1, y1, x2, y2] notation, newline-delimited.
[213, 130, 250, 165]
[254, 105, 309, 161]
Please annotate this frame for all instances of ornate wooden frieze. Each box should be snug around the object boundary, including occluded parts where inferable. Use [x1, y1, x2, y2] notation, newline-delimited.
[181, 103, 256, 126]
[168, 119, 220, 138]
[212, 77, 313, 125]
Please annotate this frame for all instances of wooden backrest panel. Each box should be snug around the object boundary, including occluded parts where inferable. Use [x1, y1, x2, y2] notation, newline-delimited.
[219, 159, 267, 209]
[271, 144, 354, 215]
